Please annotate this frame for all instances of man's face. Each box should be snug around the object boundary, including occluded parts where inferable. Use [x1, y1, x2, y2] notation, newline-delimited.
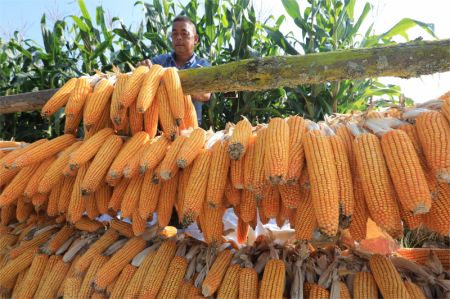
[171, 21, 198, 57]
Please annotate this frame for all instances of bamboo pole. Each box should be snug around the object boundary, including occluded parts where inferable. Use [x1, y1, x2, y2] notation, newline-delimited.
[1, 39, 449, 114]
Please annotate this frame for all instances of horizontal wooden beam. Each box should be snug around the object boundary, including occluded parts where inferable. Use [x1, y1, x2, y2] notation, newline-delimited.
[1, 39, 449, 114]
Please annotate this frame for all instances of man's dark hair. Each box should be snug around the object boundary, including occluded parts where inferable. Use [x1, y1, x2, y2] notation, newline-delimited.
[173, 15, 197, 34]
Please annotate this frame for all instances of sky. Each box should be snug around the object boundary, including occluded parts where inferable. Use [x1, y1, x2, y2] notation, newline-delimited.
[0, 0, 448, 102]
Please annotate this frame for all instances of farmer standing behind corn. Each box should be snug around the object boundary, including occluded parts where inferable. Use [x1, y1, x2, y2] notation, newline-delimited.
[139, 16, 211, 125]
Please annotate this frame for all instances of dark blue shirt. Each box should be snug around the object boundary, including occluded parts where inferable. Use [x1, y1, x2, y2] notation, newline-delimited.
[152, 52, 210, 124]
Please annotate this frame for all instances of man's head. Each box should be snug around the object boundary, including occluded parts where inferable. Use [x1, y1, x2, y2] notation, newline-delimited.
[171, 16, 199, 57]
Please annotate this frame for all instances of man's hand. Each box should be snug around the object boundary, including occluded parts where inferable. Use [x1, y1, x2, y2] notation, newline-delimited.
[137, 59, 152, 68]
[190, 92, 211, 102]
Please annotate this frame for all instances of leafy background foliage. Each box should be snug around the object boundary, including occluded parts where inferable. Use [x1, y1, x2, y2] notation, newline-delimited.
[0, 0, 435, 141]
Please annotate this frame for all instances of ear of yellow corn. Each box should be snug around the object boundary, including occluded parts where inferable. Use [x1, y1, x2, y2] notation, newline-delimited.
[144, 96, 160, 138]
[348, 178, 368, 241]
[57, 175, 76, 214]
[129, 101, 144, 135]
[230, 158, 245, 189]
[259, 259, 285, 299]
[353, 271, 378, 299]
[423, 182, 450, 235]
[120, 175, 145, 218]
[110, 73, 129, 129]
[0, 163, 41, 207]
[228, 117, 253, 160]
[202, 249, 233, 297]
[157, 172, 179, 227]
[139, 136, 170, 174]
[176, 127, 206, 169]
[123, 250, 157, 298]
[203, 201, 226, 245]
[369, 255, 411, 299]
[157, 82, 179, 140]
[41, 78, 78, 117]
[83, 79, 114, 130]
[65, 77, 92, 118]
[217, 264, 241, 299]
[108, 178, 130, 211]
[304, 131, 339, 237]
[14, 253, 48, 299]
[109, 264, 137, 299]
[119, 65, 149, 109]
[160, 135, 187, 180]
[286, 116, 306, 183]
[163, 67, 185, 126]
[67, 162, 90, 223]
[181, 95, 198, 130]
[405, 281, 427, 299]
[381, 129, 431, 214]
[353, 133, 402, 238]
[265, 117, 289, 185]
[137, 64, 165, 113]
[156, 255, 188, 299]
[308, 284, 330, 299]
[206, 139, 230, 208]
[139, 170, 162, 220]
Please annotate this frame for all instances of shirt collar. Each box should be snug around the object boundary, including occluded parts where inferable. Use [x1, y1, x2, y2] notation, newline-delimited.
[170, 52, 197, 69]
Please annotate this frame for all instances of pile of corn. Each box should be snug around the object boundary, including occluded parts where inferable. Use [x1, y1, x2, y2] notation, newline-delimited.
[0, 66, 449, 245]
[0, 219, 448, 299]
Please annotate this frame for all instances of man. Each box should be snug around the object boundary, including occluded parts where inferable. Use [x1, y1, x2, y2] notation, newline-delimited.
[140, 16, 211, 125]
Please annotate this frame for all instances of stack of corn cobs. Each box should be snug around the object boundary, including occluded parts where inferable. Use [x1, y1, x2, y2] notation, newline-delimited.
[0, 220, 449, 299]
[0, 65, 449, 245]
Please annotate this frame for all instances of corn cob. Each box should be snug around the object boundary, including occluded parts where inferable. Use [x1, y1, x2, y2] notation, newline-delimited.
[0, 167, 19, 188]
[0, 246, 36, 287]
[163, 67, 185, 126]
[109, 264, 137, 299]
[64, 99, 84, 134]
[131, 210, 147, 236]
[69, 128, 114, 170]
[259, 259, 285, 299]
[12, 268, 28, 299]
[137, 64, 165, 112]
[304, 130, 339, 236]
[240, 133, 256, 191]
[57, 175, 76, 214]
[0, 204, 16, 225]
[42, 225, 75, 255]
[83, 78, 114, 130]
[46, 177, 63, 216]
[139, 170, 162, 220]
[177, 127, 206, 168]
[85, 193, 100, 219]
[206, 139, 230, 208]
[67, 162, 90, 223]
[124, 250, 157, 298]
[157, 172, 179, 227]
[381, 129, 431, 214]
[65, 77, 92, 118]
[228, 117, 253, 160]
[157, 83, 179, 140]
[11, 134, 75, 169]
[278, 183, 301, 209]
[74, 216, 103, 232]
[73, 228, 119, 275]
[16, 198, 32, 223]
[1, 139, 46, 168]
[0, 163, 41, 207]
[182, 149, 212, 227]
[108, 178, 130, 211]
[369, 254, 411, 299]
[265, 117, 290, 185]
[37, 141, 81, 194]
[156, 255, 188, 299]
[31, 193, 48, 209]
[140, 240, 178, 299]
[329, 135, 354, 219]
[160, 135, 187, 180]
[41, 78, 78, 117]
[181, 95, 198, 130]
[260, 185, 280, 219]
[175, 164, 193, 220]
[294, 188, 316, 241]
[308, 284, 329, 299]
[442, 97, 450, 122]
[286, 115, 306, 183]
[353, 133, 403, 237]
[129, 101, 144, 135]
[216, 264, 241, 299]
[144, 97, 160, 138]
[224, 177, 241, 207]
[0, 234, 17, 251]
[79, 254, 109, 298]
[203, 202, 226, 244]
[120, 175, 145, 218]
[416, 111, 450, 183]
[404, 281, 426, 299]
[119, 65, 149, 109]
[107, 131, 149, 182]
[14, 253, 48, 299]
[353, 271, 378, 299]
[64, 275, 82, 299]
[348, 178, 368, 241]
[35, 258, 70, 299]
[110, 73, 129, 128]
[423, 182, 450, 235]
[139, 136, 170, 174]
[94, 237, 146, 291]
[230, 158, 245, 189]
[202, 249, 233, 297]
[239, 189, 256, 223]
[238, 267, 258, 299]
[23, 156, 56, 199]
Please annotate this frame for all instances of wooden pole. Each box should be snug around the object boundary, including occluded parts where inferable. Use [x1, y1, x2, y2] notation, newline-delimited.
[1, 39, 449, 114]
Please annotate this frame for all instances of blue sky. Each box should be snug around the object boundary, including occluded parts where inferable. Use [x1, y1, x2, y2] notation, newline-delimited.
[1, 0, 449, 101]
